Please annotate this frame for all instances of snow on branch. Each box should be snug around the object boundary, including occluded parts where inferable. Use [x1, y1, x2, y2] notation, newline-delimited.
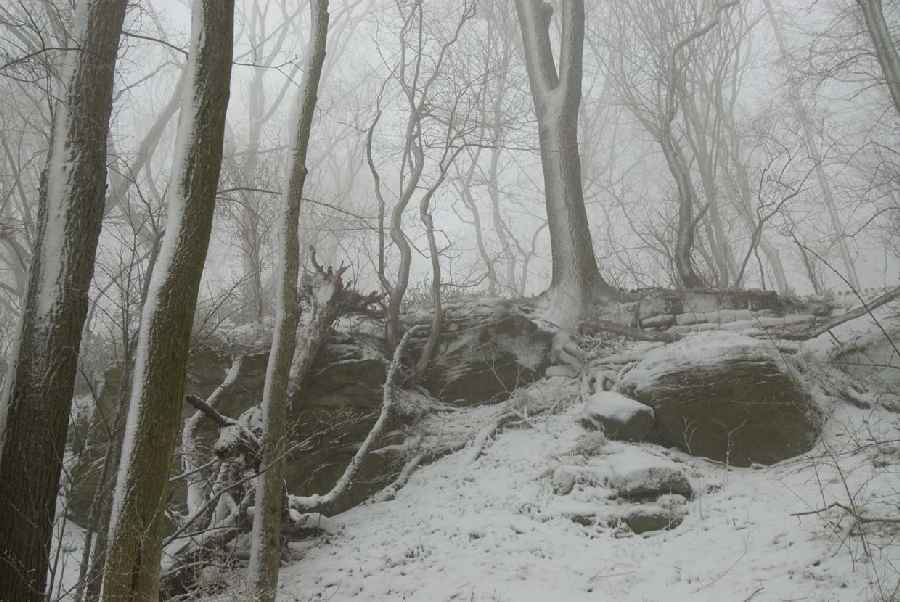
[290, 324, 424, 512]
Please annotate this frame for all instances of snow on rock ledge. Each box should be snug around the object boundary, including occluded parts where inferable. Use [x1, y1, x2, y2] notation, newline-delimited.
[579, 391, 654, 442]
[619, 332, 822, 466]
[602, 447, 693, 500]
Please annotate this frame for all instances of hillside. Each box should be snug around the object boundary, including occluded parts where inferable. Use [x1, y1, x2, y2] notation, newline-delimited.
[266, 393, 899, 602]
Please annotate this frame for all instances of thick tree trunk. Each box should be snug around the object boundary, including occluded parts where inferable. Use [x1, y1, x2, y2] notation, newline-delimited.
[248, 2, 330, 600]
[516, 0, 614, 328]
[858, 0, 900, 116]
[0, 2, 127, 599]
[79, 361, 132, 602]
[99, 2, 234, 599]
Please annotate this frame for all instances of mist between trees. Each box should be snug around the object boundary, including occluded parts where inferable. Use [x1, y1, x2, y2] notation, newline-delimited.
[0, 0, 898, 600]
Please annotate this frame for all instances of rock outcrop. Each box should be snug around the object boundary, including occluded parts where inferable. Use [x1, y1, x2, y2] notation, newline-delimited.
[410, 301, 553, 404]
[633, 288, 785, 329]
[619, 332, 822, 466]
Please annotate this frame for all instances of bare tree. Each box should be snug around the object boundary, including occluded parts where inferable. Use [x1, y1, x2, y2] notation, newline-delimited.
[0, 1, 127, 599]
[764, 0, 861, 290]
[368, 0, 477, 350]
[516, 0, 615, 327]
[248, 1, 330, 599]
[99, 1, 234, 598]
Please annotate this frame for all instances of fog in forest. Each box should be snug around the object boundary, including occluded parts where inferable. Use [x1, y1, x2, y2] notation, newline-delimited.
[1, 1, 899, 600]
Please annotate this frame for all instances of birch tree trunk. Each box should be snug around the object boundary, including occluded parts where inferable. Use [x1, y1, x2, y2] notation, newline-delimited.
[857, 0, 900, 116]
[99, 2, 234, 599]
[516, 0, 614, 328]
[248, 2, 330, 599]
[0, 1, 127, 599]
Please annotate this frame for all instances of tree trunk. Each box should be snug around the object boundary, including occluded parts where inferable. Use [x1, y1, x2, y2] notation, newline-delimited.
[764, 0, 860, 290]
[248, 2, 330, 600]
[516, 0, 614, 328]
[660, 133, 705, 289]
[0, 2, 127, 599]
[858, 0, 900, 116]
[99, 2, 234, 599]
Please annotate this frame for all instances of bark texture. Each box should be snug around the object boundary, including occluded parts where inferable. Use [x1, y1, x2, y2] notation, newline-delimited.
[858, 0, 900, 116]
[99, 1, 234, 599]
[248, 2, 330, 599]
[0, 1, 127, 599]
[515, 0, 613, 327]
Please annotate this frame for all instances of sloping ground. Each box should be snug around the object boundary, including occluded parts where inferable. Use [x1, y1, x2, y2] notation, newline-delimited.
[267, 399, 900, 602]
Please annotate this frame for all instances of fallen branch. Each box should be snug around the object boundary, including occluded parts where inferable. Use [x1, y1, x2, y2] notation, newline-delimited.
[290, 325, 424, 512]
[371, 451, 425, 503]
[791, 501, 900, 524]
[182, 356, 244, 516]
[184, 394, 237, 428]
[778, 286, 900, 341]
[467, 411, 518, 465]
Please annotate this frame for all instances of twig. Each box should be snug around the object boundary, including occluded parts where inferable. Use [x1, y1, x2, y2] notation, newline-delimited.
[791, 501, 900, 524]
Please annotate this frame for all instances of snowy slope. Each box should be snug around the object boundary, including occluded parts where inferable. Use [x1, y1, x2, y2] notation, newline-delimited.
[267, 400, 900, 602]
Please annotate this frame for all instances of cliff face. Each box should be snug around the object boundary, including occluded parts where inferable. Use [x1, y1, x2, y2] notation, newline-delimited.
[68, 300, 556, 525]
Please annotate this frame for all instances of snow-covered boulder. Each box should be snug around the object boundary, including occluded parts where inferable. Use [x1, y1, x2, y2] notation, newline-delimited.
[619, 332, 821, 466]
[551, 466, 577, 495]
[579, 391, 654, 442]
[573, 431, 609, 457]
[618, 494, 688, 534]
[604, 448, 693, 500]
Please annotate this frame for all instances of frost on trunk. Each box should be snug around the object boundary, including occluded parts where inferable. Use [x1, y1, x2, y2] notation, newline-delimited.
[99, 2, 234, 599]
[0, 1, 127, 599]
[515, 0, 614, 329]
[857, 0, 900, 117]
[248, 2, 330, 600]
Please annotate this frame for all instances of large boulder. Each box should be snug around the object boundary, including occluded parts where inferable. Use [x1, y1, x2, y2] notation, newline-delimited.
[619, 332, 821, 466]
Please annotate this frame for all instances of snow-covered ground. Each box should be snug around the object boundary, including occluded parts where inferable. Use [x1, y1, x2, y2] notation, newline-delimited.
[264, 399, 900, 602]
[52, 303, 900, 601]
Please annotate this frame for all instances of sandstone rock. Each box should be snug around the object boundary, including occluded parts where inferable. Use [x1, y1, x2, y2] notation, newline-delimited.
[579, 391, 654, 442]
[604, 448, 693, 500]
[573, 431, 609, 457]
[636, 289, 783, 328]
[546, 364, 580, 379]
[620, 501, 686, 534]
[619, 332, 822, 466]
[415, 306, 552, 404]
[551, 500, 603, 526]
[551, 466, 577, 495]
[642, 314, 675, 328]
